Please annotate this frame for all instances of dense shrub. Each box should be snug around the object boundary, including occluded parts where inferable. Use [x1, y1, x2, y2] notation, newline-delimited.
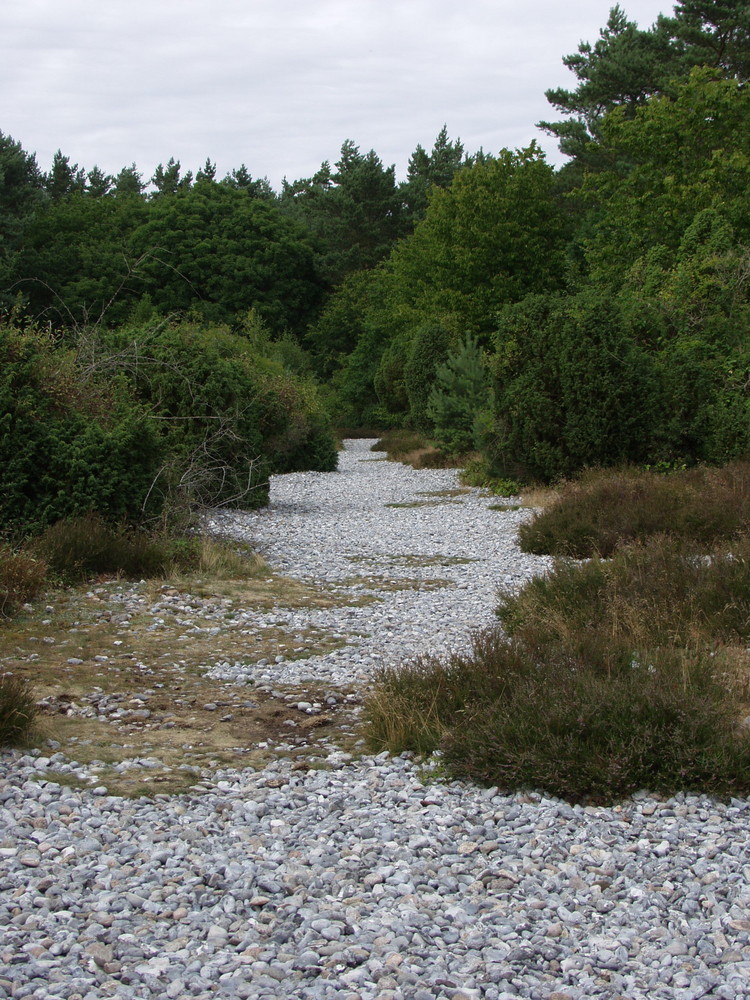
[519, 462, 750, 557]
[0, 326, 164, 533]
[489, 293, 660, 481]
[403, 321, 451, 431]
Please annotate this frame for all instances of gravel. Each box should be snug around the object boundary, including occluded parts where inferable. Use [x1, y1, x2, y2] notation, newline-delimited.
[2, 439, 749, 1000]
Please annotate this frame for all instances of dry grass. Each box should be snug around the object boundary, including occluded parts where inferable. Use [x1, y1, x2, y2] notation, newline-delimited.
[0, 558, 367, 795]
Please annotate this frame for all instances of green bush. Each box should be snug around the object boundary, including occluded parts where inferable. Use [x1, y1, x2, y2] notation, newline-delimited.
[0, 546, 47, 617]
[427, 334, 490, 454]
[0, 326, 164, 533]
[403, 321, 451, 431]
[0, 674, 37, 746]
[519, 462, 750, 557]
[489, 292, 660, 481]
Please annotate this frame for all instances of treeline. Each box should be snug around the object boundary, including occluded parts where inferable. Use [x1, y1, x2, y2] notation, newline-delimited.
[1, 0, 749, 544]
[323, 1, 750, 480]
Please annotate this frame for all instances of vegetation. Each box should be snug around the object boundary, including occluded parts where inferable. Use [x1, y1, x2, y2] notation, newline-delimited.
[0, 545, 47, 617]
[519, 462, 750, 557]
[0, 674, 37, 747]
[364, 460, 750, 803]
[3, 3, 750, 790]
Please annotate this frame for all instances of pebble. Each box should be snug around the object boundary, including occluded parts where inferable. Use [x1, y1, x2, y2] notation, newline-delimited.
[1, 439, 749, 998]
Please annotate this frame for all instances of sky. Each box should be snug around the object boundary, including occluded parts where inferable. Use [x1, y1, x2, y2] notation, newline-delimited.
[2, 0, 670, 191]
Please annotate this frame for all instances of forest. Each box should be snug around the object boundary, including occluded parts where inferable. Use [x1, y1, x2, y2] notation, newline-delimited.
[1, 0, 750, 542]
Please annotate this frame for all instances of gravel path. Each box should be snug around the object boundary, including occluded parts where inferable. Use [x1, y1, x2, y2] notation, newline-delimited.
[2, 440, 750, 1000]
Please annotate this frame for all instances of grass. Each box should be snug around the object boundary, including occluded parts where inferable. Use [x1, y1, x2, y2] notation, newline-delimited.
[364, 460, 750, 803]
[371, 430, 463, 469]
[30, 514, 208, 582]
[0, 545, 47, 618]
[0, 673, 37, 746]
[519, 462, 750, 557]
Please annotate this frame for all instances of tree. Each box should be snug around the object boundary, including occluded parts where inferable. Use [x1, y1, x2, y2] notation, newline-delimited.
[45, 150, 86, 200]
[281, 141, 404, 285]
[151, 157, 192, 197]
[541, 2, 750, 167]
[581, 69, 750, 287]
[666, 0, 750, 78]
[386, 145, 570, 337]
[195, 158, 216, 183]
[131, 182, 325, 333]
[223, 164, 276, 199]
[9, 192, 148, 328]
[427, 334, 490, 453]
[114, 164, 145, 198]
[86, 166, 113, 197]
[401, 126, 466, 226]
[0, 132, 44, 268]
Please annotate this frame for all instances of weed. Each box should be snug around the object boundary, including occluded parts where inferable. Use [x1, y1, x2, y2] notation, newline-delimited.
[460, 458, 522, 497]
[371, 430, 463, 470]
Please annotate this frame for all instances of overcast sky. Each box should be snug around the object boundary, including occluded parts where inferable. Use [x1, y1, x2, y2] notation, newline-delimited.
[3, 0, 670, 191]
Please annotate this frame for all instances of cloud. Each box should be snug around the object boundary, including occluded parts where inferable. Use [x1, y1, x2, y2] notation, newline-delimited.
[1, 0, 668, 187]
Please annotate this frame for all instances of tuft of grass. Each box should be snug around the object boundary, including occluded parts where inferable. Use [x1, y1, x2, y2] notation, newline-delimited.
[31, 514, 190, 581]
[519, 462, 750, 557]
[439, 640, 750, 804]
[0, 674, 38, 746]
[363, 628, 750, 803]
[0, 546, 47, 618]
[28, 516, 265, 584]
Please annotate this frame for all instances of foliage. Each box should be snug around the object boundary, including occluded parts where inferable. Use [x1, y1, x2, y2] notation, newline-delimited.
[385, 145, 570, 338]
[426, 334, 490, 454]
[582, 70, 750, 288]
[500, 533, 750, 650]
[439, 636, 750, 803]
[403, 321, 452, 431]
[0, 545, 47, 617]
[519, 462, 750, 557]
[489, 292, 660, 481]
[280, 140, 405, 286]
[0, 325, 164, 534]
[0, 674, 37, 747]
[131, 180, 324, 334]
